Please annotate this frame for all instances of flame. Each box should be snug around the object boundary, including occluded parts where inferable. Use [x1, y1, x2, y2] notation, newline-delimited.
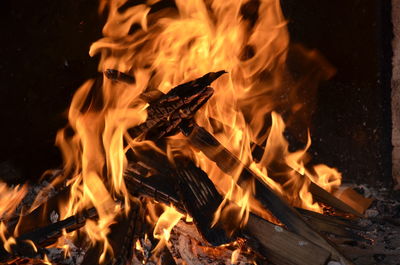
[0, 0, 341, 262]
[60, 0, 338, 256]
[0, 183, 27, 220]
[0, 183, 28, 253]
[152, 206, 183, 253]
[231, 248, 241, 265]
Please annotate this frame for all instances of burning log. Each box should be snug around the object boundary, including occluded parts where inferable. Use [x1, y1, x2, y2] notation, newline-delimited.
[82, 202, 144, 265]
[109, 69, 363, 218]
[105, 69, 135, 84]
[172, 158, 331, 265]
[0, 202, 143, 265]
[174, 158, 232, 246]
[2, 158, 360, 265]
[124, 151, 354, 265]
[128, 70, 226, 140]
[178, 122, 354, 265]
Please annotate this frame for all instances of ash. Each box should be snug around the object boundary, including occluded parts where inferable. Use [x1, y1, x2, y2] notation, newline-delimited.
[336, 183, 400, 265]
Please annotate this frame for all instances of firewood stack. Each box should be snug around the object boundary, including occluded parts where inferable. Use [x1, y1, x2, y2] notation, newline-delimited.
[0, 71, 371, 265]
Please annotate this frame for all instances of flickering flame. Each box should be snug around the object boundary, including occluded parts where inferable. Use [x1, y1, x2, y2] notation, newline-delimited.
[152, 206, 183, 253]
[89, 0, 338, 244]
[0, 0, 341, 262]
[231, 248, 241, 265]
[0, 183, 27, 220]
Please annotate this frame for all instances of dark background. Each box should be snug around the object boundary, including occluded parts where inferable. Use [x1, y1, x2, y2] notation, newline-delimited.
[0, 0, 392, 185]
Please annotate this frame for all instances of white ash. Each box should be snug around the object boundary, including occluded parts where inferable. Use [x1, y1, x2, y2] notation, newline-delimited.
[165, 221, 254, 265]
[50, 210, 59, 223]
[13, 169, 63, 217]
[364, 209, 379, 218]
[327, 261, 342, 265]
[45, 244, 85, 265]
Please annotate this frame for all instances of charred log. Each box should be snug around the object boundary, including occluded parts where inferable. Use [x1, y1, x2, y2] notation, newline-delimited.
[179, 121, 354, 265]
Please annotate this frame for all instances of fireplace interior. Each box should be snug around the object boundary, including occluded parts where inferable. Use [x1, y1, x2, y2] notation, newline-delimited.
[0, 0, 398, 265]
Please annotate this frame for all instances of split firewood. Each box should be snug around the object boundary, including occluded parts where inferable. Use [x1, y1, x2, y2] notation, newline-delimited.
[174, 158, 232, 246]
[215, 119, 364, 218]
[244, 213, 331, 265]
[310, 183, 364, 217]
[171, 159, 331, 265]
[105, 69, 135, 84]
[298, 213, 365, 241]
[333, 186, 373, 215]
[127, 70, 226, 140]
[178, 122, 354, 265]
[0, 207, 97, 263]
[295, 207, 365, 232]
[2, 158, 362, 265]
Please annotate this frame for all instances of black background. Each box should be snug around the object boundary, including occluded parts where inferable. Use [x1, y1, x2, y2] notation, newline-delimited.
[0, 0, 392, 185]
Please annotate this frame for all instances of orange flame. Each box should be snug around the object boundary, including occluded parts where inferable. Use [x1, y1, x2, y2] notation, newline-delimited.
[0, 0, 341, 262]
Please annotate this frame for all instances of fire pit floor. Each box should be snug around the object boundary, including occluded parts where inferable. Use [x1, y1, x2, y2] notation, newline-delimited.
[330, 184, 400, 265]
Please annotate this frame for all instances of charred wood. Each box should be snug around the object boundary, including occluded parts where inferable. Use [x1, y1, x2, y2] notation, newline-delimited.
[209, 117, 363, 217]
[105, 69, 135, 84]
[174, 158, 233, 246]
[170, 159, 331, 265]
[0, 207, 97, 263]
[125, 160, 334, 265]
[295, 207, 365, 231]
[179, 122, 354, 265]
[127, 71, 225, 140]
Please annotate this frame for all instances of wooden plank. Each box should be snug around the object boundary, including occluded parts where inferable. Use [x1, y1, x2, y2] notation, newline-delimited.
[245, 213, 331, 265]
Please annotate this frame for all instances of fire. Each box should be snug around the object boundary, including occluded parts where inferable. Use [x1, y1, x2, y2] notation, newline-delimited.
[0, 0, 341, 263]
[153, 206, 183, 253]
[0, 183, 27, 221]
[89, 0, 338, 246]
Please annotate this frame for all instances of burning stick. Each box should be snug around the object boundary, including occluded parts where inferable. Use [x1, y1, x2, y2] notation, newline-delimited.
[173, 159, 332, 265]
[0, 202, 143, 265]
[0, 207, 96, 263]
[128, 70, 226, 140]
